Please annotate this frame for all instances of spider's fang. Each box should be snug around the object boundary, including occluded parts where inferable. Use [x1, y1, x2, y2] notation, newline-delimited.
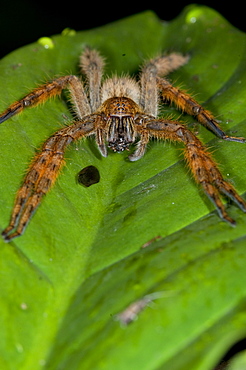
[107, 115, 135, 153]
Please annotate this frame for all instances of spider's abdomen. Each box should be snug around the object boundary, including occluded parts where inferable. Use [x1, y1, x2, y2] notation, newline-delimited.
[101, 97, 140, 152]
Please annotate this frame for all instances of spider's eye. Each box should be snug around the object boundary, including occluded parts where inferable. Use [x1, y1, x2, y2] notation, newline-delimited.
[77, 165, 100, 187]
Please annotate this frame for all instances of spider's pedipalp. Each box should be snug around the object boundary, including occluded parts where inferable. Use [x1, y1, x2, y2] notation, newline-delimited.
[95, 127, 108, 157]
[128, 127, 149, 161]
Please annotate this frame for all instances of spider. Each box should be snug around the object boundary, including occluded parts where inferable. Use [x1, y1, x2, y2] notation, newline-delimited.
[0, 47, 246, 242]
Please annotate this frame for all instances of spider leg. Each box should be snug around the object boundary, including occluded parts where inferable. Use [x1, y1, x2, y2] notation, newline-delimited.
[157, 77, 245, 143]
[2, 117, 96, 242]
[0, 74, 91, 124]
[80, 47, 104, 112]
[137, 117, 246, 224]
[140, 53, 189, 116]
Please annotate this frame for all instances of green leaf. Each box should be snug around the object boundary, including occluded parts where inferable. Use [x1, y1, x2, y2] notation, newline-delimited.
[0, 5, 246, 369]
[228, 350, 246, 370]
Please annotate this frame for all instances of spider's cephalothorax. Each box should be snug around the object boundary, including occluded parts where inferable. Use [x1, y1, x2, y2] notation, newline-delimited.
[0, 47, 246, 241]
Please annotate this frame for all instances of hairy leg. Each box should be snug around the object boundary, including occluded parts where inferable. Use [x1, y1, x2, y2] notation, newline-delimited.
[138, 117, 246, 223]
[139, 53, 189, 116]
[80, 47, 105, 112]
[0, 75, 91, 124]
[157, 77, 245, 143]
[2, 117, 95, 241]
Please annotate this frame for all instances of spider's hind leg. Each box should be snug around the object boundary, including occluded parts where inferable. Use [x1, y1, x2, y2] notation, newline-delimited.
[144, 117, 246, 224]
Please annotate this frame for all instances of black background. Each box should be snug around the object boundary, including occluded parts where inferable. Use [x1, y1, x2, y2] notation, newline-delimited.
[0, 1, 245, 59]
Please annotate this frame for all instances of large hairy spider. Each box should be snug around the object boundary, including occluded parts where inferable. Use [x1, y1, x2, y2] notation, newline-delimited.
[0, 47, 246, 242]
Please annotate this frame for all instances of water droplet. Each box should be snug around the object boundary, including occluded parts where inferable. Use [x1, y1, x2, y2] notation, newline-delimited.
[186, 9, 203, 24]
[61, 28, 76, 36]
[38, 37, 54, 49]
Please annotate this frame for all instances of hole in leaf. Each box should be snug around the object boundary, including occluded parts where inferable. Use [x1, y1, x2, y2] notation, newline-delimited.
[77, 165, 100, 187]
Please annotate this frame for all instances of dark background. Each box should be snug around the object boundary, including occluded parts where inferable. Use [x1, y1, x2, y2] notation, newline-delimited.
[0, 1, 245, 59]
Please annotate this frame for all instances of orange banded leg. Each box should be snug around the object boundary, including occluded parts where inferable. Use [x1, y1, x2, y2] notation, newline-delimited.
[157, 77, 245, 143]
[2, 118, 95, 242]
[2, 136, 71, 241]
[0, 75, 91, 124]
[185, 142, 246, 224]
[145, 119, 246, 223]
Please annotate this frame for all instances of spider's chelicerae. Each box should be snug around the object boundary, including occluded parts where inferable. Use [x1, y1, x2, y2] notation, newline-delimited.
[1, 47, 246, 242]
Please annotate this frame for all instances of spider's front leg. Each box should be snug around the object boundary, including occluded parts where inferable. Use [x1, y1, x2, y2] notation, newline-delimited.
[0, 48, 104, 124]
[0, 74, 91, 124]
[138, 117, 246, 224]
[157, 77, 245, 143]
[2, 117, 96, 242]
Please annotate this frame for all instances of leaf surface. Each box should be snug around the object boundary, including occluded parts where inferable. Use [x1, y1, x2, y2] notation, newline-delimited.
[0, 6, 246, 369]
